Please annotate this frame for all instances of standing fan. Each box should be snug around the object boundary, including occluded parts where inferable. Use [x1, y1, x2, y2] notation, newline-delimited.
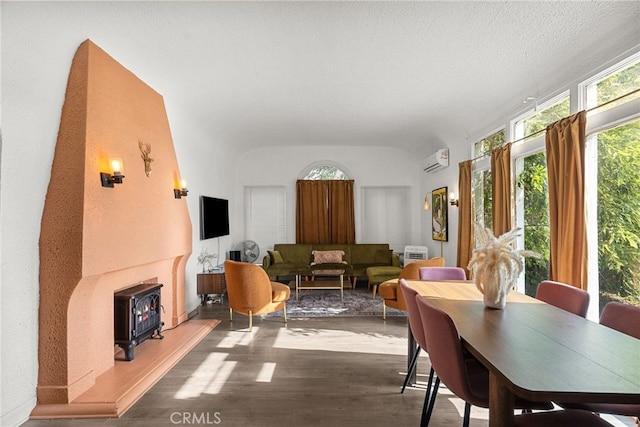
[236, 240, 260, 263]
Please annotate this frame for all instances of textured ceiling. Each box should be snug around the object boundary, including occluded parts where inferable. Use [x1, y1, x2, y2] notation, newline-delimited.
[12, 1, 640, 157]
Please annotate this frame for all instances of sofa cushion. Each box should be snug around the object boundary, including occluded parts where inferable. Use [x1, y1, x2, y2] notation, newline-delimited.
[268, 250, 284, 264]
[273, 244, 313, 265]
[350, 244, 391, 265]
[374, 249, 393, 264]
[311, 250, 346, 265]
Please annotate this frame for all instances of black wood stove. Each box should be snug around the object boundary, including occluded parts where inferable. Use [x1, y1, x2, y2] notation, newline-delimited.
[114, 283, 164, 361]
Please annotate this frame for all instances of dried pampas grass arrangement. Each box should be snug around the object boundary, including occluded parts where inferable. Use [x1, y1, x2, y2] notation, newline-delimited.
[468, 227, 540, 309]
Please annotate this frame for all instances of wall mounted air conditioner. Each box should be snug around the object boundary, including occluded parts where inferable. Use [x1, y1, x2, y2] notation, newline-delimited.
[404, 245, 428, 266]
[423, 149, 449, 173]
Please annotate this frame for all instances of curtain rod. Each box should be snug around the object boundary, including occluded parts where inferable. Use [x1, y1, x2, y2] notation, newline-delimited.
[470, 88, 640, 163]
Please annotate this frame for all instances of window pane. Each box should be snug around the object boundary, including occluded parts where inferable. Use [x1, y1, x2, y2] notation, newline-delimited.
[303, 166, 349, 180]
[473, 129, 505, 159]
[516, 152, 550, 296]
[588, 60, 640, 113]
[515, 97, 570, 142]
[597, 119, 640, 309]
[473, 169, 492, 233]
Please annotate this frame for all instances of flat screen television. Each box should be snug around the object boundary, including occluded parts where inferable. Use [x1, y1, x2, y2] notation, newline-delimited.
[200, 196, 230, 240]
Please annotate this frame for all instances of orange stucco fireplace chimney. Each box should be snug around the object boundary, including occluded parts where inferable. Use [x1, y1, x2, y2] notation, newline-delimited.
[36, 40, 192, 407]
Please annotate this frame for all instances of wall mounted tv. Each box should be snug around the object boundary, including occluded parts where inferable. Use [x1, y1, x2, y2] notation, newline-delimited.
[200, 196, 230, 240]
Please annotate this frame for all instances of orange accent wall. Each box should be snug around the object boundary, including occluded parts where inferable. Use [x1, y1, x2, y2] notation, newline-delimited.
[37, 40, 191, 404]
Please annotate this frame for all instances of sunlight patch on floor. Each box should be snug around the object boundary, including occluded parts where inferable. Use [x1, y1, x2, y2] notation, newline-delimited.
[256, 362, 277, 382]
[174, 352, 237, 399]
[217, 327, 260, 348]
[272, 327, 406, 355]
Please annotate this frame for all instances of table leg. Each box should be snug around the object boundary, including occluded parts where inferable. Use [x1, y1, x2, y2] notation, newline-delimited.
[340, 274, 344, 303]
[407, 322, 417, 386]
[489, 371, 514, 427]
[295, 274, 300, 301]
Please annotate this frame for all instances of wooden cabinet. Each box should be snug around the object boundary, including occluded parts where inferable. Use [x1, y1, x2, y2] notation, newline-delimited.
[197, 271, 226, 305]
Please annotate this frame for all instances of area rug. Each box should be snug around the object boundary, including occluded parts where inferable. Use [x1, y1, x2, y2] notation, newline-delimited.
[266, 285, 406, 318]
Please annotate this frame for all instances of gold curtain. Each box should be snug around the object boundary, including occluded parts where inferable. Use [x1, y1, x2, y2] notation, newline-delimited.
[545, 111, 588, 290]
[327, 180, 356, 244]
[456, 160, 473, 277]
[491, 142, 512, 237]
[295, 180, 355, 244]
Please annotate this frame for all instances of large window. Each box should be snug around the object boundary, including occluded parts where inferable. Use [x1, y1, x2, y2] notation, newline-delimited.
[594, 120, 640, 308]
[472, 129, 505, 233]
[515, 151, 550, 296]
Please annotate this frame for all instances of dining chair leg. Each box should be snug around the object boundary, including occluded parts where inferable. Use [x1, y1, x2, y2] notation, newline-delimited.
[401, 346, 421, 393]
[421, 376, 440, 427]
[283, 304, 287, 324]
[462, 402, 471, 427]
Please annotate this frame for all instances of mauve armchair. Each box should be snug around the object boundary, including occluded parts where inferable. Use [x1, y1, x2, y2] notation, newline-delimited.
[224, 260, 291, 331]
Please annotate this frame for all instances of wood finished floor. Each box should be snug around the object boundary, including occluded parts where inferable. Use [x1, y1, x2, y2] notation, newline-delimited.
[22, 295, 636, 427]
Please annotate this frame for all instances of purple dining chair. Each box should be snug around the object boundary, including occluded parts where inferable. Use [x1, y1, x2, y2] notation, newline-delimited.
[418, 266, 467, 281]
[535, 280, 590, 317]
[398, 279, 437, 426]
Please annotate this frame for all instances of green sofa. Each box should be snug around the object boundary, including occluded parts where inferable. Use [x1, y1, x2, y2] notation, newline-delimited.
[262, 243, 401, 288]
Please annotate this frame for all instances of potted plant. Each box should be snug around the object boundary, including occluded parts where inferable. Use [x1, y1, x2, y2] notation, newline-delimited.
[468, 227, 540, 309]
[197, 248, 217, 273]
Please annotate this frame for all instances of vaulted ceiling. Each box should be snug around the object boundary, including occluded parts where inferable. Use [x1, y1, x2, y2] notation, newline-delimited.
[28, 1, 640, 157]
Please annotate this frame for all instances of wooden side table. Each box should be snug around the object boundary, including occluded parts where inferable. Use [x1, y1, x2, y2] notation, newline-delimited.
[197, 270, 226, 305]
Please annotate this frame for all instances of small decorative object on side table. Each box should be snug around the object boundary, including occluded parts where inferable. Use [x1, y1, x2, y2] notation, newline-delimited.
[197, 269, 226, 305]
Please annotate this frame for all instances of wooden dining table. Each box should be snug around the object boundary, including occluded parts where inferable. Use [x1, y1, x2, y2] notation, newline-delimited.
[406, 279, 640, 427]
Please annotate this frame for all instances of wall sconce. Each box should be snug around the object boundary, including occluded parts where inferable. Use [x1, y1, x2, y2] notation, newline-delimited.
[449, 192, 459, 206]
[100, 158, 125, 188]
[423, 192, 432, 211]
[174, 180, 189, 199]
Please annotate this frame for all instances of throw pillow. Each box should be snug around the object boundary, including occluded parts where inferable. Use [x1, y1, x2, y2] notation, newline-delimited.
[268, 250, 284, 264]
[374, 249, 393, 264]
[311, 250, 346, 265]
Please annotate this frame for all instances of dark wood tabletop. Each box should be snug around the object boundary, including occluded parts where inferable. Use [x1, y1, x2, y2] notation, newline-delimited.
[406, 280, 640, 427]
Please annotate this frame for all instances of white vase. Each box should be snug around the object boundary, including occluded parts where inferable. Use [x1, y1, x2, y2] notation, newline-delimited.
[476, 268, 508, 309]
[483, 291, 506, 309]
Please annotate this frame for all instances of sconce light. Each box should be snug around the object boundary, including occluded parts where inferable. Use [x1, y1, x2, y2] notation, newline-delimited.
[100, 158, 125, 188]
[449, 192, 459, 207]
[423, 192, 432, 211]
[174, 179, 189, 199]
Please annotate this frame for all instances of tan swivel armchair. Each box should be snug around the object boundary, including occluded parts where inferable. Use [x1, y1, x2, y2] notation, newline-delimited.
[224, 260, 291, 330]
[378, 257, 445, 319]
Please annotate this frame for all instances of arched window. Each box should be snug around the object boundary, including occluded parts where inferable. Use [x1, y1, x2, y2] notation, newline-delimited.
[302, 165, 349, 180]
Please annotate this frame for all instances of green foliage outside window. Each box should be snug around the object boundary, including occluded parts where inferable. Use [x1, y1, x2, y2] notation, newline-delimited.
[303, 166, 349, 180]
[517, 152, 550, 296]
[520, 98, 570, 141]
[597, 121, 640, 307]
